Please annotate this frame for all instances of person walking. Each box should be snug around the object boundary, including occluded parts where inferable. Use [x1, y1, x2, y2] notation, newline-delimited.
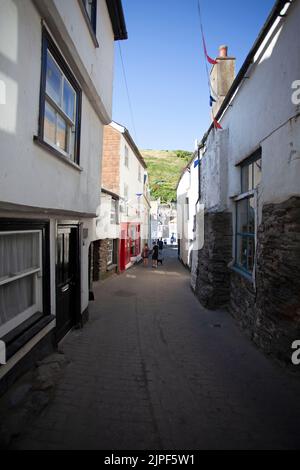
[158, 238, 164, 251]
[152, 241, 159, 268]
[158, 246, 164, 266]
[142, 243, 149, 266]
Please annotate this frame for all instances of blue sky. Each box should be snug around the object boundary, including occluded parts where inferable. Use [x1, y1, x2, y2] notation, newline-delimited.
[112, 0, 275, 151]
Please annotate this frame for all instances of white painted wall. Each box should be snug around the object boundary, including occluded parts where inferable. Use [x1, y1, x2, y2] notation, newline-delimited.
[0, 0, 107, 217]
[200, 0, 300, 223]
[177, 169, 190, 266]
[96, 192, 119, 240]
[53, 0, 114, 116]
[0, 0, 117, 325]
[177, 154, 200, 267]
[119, 133, 145, 228]
[217, 0, 300, 209]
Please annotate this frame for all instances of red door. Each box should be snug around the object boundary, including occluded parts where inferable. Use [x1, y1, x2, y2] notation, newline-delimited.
[135, 224, 141, 256]
[120, 224, 130, 272]
[120, 232, 126, 272]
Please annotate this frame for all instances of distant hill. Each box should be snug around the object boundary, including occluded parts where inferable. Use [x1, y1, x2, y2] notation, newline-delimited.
[141, 150, 193, 202]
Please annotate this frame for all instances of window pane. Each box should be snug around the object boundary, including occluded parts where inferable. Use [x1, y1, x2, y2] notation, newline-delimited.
[44, 101, 56, 144]
[236, 199, 248, 234]
[253, 158, 262, 188]
[0, 275, 34, 326]
[46, 51, 62, 106]
[248, 197, 255, 233]
[236, 234, 248, 270]
[63, 79, 75, 121]
[56, 115, 67, 151]
[64, 233, 70, 281]
[0, 232, 40, 280]
[248, 163, 253, 190]
[68, 126, 76, 161]
[241, 165, 249, 193]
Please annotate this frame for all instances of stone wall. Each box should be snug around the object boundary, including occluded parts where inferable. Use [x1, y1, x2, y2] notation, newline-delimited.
[195, 211, 232, 309]
[230, 196, 300, 363]
[93, 239, 119, 280]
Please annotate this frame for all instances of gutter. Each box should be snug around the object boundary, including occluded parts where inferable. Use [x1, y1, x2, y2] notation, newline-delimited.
[101, 187, 120, 199]
[199, 0, 292, 147]
[106, 0, 128, 41]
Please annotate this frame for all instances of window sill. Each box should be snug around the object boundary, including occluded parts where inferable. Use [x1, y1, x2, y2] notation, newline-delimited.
[77, 0, 99, 48]
[229, 264, 253, 283]
[33, 136, 83, 172]
[0, 312, 55, 362]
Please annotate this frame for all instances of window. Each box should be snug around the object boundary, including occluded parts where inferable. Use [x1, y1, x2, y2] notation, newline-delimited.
[0, 231, 43, 337]
[236, 197, 255, 274]
[107, 239, 116, 266]
[110, 198, 118, 225]
[235, 149, 262, 276]
[82, 0, 97, 34]
[37, 29, 82, 164]
[125, 146, 129, 168]
[241, 152, 262, 193]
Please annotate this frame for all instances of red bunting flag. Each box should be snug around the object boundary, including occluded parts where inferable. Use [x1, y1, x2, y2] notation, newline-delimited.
[202, 32, 218, 65]
[213, 117, 222, 129]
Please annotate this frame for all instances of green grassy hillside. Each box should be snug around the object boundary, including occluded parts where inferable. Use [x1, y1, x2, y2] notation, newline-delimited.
[141, 150, 193, 202]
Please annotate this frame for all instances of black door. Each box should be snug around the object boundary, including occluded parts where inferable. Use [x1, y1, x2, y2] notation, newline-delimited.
[56, 225, 80, 341]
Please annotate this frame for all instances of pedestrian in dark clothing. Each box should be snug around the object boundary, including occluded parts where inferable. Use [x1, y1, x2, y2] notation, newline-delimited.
[158, 238, 164, 250]
[158, 248, 164, 265]
[152, 242, 159, 268]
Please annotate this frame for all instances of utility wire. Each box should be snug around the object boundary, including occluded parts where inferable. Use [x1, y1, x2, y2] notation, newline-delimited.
[118, 41, 138, 143]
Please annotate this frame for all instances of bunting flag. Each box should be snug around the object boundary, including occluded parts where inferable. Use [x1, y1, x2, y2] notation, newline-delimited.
[194, 159, 200, 168]
[209, 94, 216, 107]
[213, 117, 222, 130]
[201, 31, 218, 65]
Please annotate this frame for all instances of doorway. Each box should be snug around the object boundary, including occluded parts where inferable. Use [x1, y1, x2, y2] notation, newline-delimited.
[56, 225, 80, 342]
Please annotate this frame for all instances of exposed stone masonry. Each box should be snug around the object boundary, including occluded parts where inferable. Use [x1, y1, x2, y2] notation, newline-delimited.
[195, 211, 232, 309]
[230, 196, 300, 363]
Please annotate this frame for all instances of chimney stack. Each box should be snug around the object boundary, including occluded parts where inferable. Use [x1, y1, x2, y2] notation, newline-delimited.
[210, 45, 235, 116]
[219, 45, 228, 58]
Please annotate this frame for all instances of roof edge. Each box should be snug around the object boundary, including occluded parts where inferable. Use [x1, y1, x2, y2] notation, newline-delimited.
[106, 0, 128, 41]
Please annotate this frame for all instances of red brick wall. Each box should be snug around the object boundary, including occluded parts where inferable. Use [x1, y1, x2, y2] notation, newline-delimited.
[102, 125, 121, 194]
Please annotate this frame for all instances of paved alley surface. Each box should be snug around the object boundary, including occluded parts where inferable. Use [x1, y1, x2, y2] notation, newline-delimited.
[12, 247, 300, 450]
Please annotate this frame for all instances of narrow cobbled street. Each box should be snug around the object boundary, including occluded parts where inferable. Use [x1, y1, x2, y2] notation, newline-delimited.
[11, 247, 300, 450]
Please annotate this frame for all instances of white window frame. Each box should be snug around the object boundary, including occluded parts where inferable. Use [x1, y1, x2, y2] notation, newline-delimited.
[0, 230, 43, 337]
[44, 50, 77, 160]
